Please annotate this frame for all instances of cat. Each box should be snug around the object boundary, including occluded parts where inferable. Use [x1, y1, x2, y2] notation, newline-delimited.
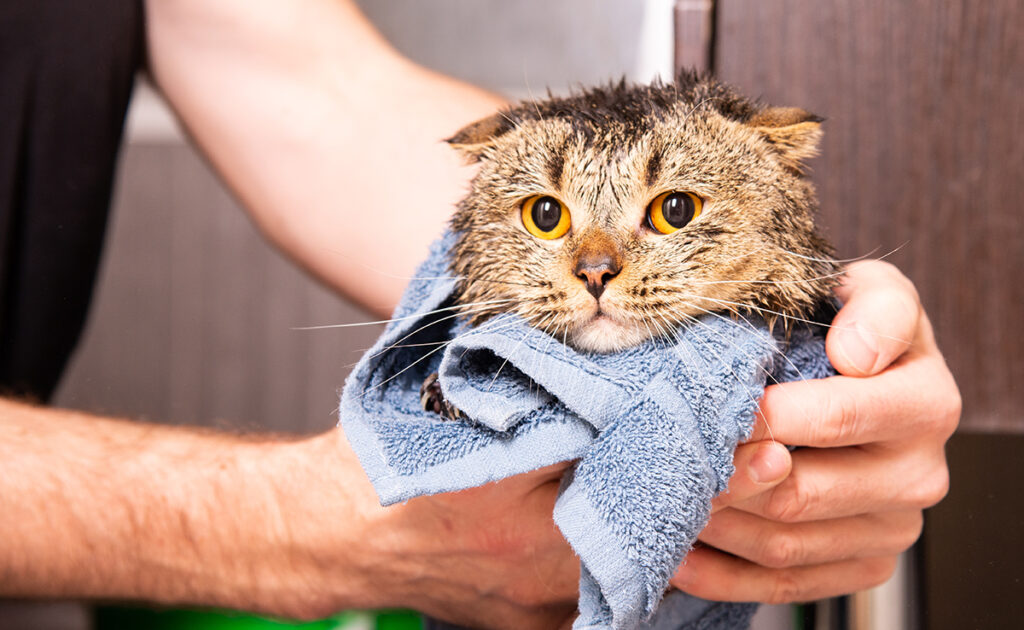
[422, 71, 838, 417]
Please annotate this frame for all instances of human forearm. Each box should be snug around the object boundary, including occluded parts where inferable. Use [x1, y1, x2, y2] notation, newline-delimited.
[146, 0, 507, 314]
[0, 398, 374, 617]
[0, 398, 577, 625]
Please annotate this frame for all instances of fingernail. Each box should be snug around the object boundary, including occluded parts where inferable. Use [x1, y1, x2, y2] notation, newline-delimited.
[838, 321, 880, 375]
[748, 443, 788, 484]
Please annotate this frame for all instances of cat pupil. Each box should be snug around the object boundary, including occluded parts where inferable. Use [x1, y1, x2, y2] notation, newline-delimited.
[532, 196, 562, 231]
[663, 193, 695, 227]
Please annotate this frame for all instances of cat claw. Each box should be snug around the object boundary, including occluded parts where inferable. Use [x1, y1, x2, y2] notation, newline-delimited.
[420, 372, 465, 421]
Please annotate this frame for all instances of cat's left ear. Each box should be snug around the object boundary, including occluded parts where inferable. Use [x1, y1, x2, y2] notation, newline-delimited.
[446, 112, 515, 162]
[747, 107, 824, 171]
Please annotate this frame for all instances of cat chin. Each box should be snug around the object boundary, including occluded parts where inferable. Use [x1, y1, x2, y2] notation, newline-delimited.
[568, 315, 649, 354]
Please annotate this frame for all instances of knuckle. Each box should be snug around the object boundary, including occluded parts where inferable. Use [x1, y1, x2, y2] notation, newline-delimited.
[819, 385, 860, 445]
[760, 531, 804, 569]
[764, 477, 816, 523]
[766, 570, 805, 605]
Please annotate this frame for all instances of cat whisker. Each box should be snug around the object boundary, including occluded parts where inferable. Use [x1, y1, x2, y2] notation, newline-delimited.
[343, 302, 517, 368]
[465, 276, 548, 289]
[662, 311, 775, 442]
[291, 298, 513, 331]
[362, 313, 523, 398]
[681, 241, 906, 289]
[777, 241, 907, 265]
[684, 267, 848, 288]
[658, 242, 772, 280]
[678, 293, 912, 345]
[486, 312, 555, 393]
[701, 307, 813, 386]
[370, 301, 515, 360]
[662, 317, 767, 439]
[668, 304, 810, 405]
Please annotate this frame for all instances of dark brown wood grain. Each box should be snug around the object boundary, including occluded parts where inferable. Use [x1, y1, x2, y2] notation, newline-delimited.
[674, 0, 715, 72]
[699, 0, 1023, 432]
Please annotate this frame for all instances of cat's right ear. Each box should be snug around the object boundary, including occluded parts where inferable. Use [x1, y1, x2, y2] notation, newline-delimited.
[746, 107, 824, 172]
[446, 112, 514, 162]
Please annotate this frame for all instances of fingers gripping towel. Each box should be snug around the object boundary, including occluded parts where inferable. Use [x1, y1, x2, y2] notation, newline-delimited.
[339, 233, 835, 630]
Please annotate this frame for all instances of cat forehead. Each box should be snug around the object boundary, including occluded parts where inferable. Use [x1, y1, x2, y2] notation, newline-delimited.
[504, 100, 726, 148]
[491, 106, 748, 187]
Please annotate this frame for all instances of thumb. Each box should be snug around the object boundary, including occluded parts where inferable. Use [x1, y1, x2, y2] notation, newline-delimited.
[711, 441, 791, 513]
[828, 261, 919, 376]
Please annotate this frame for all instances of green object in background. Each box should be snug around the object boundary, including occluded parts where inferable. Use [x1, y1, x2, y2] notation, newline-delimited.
[94, 607, 423, 630]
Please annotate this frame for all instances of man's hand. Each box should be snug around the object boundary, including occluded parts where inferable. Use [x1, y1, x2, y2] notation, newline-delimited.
[310, 432, 580, 629]
[672, 261, 960, 603]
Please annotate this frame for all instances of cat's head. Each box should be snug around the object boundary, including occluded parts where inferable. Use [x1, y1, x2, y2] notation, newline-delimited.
[448, 71, 837, 353]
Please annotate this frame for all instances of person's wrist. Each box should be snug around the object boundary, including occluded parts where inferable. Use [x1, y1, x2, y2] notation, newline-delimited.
[232, 430, 375, 619]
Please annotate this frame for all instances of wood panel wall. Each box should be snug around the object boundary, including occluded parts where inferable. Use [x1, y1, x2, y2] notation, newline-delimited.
[680, 0, 1023, 432]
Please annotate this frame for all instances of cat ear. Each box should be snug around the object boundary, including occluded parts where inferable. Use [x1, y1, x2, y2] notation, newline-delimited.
[446, 112, 515, 162]
[747, 107, 824, 171]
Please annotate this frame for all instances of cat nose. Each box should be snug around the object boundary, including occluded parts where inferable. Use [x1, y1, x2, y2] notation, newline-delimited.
[574, 254, 621, 300]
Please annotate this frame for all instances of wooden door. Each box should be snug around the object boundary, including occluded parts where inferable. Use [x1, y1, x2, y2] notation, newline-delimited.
[676, 0, 1023, 433]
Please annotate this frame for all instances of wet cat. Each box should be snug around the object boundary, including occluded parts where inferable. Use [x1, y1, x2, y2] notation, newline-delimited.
[422, 71, 838, 417]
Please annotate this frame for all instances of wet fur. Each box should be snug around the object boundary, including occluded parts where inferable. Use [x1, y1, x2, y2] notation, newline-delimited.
[447, 71, 838, 353]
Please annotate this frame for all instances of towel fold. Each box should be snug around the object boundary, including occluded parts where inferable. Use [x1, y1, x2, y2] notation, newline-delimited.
[339, 232, 834, 629]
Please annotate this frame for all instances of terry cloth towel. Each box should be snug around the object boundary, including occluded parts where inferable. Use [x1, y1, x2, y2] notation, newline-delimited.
[339, 232, 835, 630]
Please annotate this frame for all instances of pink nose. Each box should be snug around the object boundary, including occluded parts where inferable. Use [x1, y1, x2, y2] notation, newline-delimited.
[574, 254, 621, 300]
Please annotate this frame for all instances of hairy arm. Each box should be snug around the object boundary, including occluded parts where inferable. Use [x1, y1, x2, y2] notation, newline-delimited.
[146, 0, 506, 314]
[0, 397, 368, 616]
[0, 398, 576, 626]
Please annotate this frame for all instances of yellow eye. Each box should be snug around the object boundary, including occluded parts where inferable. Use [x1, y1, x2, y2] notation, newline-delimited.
[521, 195, 571, 239]
[646, 191, 703, 234]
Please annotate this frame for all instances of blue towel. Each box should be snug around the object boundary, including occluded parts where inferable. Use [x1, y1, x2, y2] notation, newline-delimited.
[339, 233, 834, 630]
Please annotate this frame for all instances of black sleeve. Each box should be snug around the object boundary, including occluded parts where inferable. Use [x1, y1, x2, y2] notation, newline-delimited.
[0, 0, 145, 401]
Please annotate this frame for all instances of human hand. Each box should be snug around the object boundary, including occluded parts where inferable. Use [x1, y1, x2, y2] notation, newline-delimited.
[671, 261, 960, 603]
[289, 430, 578, 629]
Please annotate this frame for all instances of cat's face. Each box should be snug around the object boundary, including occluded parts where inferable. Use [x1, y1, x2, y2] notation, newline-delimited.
[449, 75, 836, 353]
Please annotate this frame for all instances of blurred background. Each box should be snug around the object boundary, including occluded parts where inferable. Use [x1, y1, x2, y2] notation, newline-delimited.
[13, 0, 1021, 629]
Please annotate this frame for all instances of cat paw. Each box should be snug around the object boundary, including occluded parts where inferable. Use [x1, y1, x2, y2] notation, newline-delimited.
[420, 372, 465, 421]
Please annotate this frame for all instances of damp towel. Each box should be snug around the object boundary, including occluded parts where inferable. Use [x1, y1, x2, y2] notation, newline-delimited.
[339, 233, 834, 630]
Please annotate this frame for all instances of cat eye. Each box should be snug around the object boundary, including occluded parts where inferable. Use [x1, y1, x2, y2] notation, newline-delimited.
[521, 195, 571, 239]
[646, 191, 703, 234]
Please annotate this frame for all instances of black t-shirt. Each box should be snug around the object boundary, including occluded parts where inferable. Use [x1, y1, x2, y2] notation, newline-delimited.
[0, 1, 144, 401]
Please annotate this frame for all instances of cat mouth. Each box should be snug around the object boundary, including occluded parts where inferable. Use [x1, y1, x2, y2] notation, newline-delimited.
[568, 308, 648, 353]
